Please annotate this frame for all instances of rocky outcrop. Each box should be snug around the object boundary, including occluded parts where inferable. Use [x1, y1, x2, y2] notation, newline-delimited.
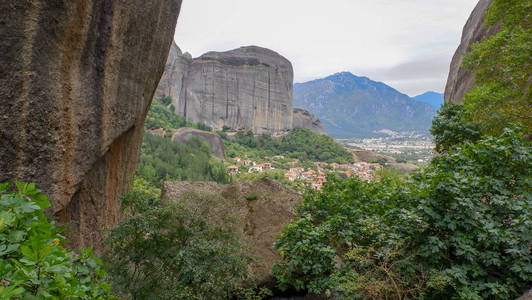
[444, 0, 497, 103]
[0, 0, 182, 250]
[292, 107, 326, 135]
[171, 127, 225, 160]
[162, 178, 303, 285]
[518, 288, 532, 300]
[156, 45, 294, 135]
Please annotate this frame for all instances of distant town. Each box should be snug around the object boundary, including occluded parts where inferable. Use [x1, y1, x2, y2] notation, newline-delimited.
[227, 156, 382, 190]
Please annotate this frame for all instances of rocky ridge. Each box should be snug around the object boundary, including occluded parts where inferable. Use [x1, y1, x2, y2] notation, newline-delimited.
[156, 44, 294, 135]
[444, 0, 497, 103]
[292, 108, 326, 135]
[0, 0, 182, 250]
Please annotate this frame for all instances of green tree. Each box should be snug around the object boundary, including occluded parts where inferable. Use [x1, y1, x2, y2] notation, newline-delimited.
[105, 191, 253, 300]
[0, 182, 112, 299]
[273, 129, 532, 299]
[462, 0, 531, 135]
[137, 133, 230, 187]
[430, 103, 482, 152]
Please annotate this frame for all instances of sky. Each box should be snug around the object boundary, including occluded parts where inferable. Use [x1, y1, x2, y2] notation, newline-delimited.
[174, 0, 479, 97]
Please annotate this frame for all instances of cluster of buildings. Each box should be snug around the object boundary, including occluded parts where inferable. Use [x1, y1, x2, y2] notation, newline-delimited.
[226, 157, 274, 175]
[227, 157, 381, 190]
[284, 167, 326, 190]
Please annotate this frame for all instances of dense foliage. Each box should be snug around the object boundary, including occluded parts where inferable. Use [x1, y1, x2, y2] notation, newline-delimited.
[137, 133, 230, 187]
[430, 103, 482, 152]
[105, 183, 257, 300]
[273, 130, 532, 299]
[145, 98, 211, 131]
[225, 127, 353, 164]
[462, 0, 531, 135]
[0, 182, 112, 299]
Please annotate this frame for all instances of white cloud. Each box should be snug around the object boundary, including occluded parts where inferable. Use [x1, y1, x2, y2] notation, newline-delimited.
[174, 0, 479, 96]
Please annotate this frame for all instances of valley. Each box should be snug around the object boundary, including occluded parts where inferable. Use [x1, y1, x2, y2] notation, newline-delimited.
[1, 0, 530, 299]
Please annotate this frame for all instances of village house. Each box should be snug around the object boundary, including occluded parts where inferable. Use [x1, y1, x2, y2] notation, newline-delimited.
[248, 165, 263, 173]
[301, 170, 315, 179]
[315, 175, 326, 184]
[146, 128, 166, 137]
[330, 162, 340, 169]
[227, 165, 239, 175]
[242, 159, 254, 166]
[259, 162, 273, 169]
[289, 167, 304, 174]
[284, 171, 298, 181]
[233, 157, 242, 163]
[314, 161, 328, 167]
[311, 182, 323, 190]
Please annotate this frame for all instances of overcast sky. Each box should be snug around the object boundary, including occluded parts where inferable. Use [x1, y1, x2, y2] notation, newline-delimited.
[174, 0, 479, 96]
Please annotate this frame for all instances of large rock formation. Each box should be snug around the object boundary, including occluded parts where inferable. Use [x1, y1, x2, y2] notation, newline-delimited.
[444, 0, 497, 103]
[156, 45, 294, 135]
[162, 178, 303, 285]
[292, 107, 326, 135]
[0, 0, 182, 250]
[171, 127, 225, 160]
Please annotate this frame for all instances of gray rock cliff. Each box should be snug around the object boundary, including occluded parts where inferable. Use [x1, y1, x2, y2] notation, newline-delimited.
[156, 45, 294, 135]
[0, 0, 182, 250]
[171, 127, 225, 160]
[292, 107, 326, 135]
[444, 0, 498, 103]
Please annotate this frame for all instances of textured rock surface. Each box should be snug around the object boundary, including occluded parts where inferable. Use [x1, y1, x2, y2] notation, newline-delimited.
[518, 288, 532, 300]
[162, 178, 303, 285]
[444, 0, 497, 103]
[292, 108, 326, 135]
[156, 45, 294, 134]
[171, 127, 225, 160]
[0, 0, 182, 250]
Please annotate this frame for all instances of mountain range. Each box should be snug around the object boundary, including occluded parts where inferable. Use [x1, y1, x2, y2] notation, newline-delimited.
[293, 72, 439, 138]
[412, 91, 444, 108]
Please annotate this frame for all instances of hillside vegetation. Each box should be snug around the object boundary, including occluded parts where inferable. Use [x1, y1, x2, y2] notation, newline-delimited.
[224, 127, 353, 164]
[274, 1, 532, 299]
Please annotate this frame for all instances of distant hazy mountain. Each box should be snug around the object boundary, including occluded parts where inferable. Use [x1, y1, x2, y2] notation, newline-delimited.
[293, 72, 437, 138]
[412, 91, 444, 108]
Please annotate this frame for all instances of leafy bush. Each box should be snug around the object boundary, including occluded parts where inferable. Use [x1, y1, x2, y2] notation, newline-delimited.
[105, 191, 254, 300]
[273, 129, 532, 299]
[430, 103, 482, 152]
[0, 182, 112, 299]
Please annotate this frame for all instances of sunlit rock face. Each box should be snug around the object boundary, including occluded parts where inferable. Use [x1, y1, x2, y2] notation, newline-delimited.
[0, 0, 182, 251]
[156, 45, 294, 135]
[444, 0, 498, 103]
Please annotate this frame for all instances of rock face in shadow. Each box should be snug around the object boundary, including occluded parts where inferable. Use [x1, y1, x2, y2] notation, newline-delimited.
[156, 45, 294, 135]
[0, 0, 182, 250]
[171, 127, 225, 160]
[162, 178, 303, 286]
[292, 107, 326, 135]
[444, 0, 497, 103]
